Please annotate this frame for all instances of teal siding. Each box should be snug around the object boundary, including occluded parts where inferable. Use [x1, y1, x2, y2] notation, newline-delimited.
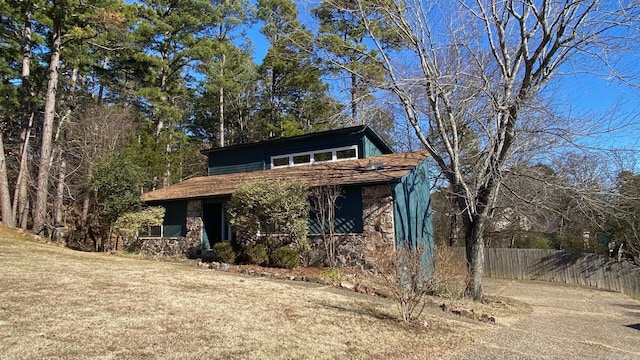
[208, 147, 266, 175]
[163, 201, 188, 237]
[309, 187, 363, 234]
[203, 126, 394, 175]
[391, 159, 434, 272]
[362, 136, 385, 157]
[208, 161, 264, 176]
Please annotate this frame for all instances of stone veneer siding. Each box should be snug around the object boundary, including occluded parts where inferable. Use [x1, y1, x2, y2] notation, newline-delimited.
[136, 187, 396, 265]
[135, 237, 200, 256]
[184, 200, 204, 245]
[133, 200, 204, 256]
[308, 184, 395, 268]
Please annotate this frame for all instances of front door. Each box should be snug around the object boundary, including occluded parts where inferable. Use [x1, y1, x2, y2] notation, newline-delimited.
[203, 202, 232, 246]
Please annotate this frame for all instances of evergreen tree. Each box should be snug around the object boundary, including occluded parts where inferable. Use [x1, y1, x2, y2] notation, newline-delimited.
[312, 0, 388, 126]
[129, 0, 215, 187]
[193, 0, 255, 146]
[256, 0, 337, 139]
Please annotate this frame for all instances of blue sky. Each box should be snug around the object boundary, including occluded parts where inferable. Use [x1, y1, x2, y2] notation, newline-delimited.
[126, 0, 639, 169]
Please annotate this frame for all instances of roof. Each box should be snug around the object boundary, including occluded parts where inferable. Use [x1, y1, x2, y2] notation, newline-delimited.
[142, 150, 430, 202]
[200, 125, 394, 155]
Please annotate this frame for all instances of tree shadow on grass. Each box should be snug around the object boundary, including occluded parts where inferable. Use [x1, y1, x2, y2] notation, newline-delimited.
[624, 323, 640, 331]
[314, 300, 399, 322]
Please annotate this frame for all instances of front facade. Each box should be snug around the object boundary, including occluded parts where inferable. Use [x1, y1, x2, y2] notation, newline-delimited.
[140, 126, 433, 268]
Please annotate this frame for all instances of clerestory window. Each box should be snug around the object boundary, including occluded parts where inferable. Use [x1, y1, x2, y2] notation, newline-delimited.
[270, 145, 358, 168]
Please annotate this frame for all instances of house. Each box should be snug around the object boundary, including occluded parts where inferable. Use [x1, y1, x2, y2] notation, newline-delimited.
[140, 125, 433, 268]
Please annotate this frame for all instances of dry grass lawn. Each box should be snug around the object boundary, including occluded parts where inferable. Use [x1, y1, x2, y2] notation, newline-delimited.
[0, 227, 487, 359]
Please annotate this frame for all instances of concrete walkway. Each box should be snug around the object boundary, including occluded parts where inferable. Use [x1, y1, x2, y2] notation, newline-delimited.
[451, 278, 640, 360]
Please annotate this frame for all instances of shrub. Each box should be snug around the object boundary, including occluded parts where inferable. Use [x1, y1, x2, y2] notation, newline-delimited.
[243, 243, 269, 266]
[113, 207, 165, 244]
[225, 179, 309, 253]
[212, 242, 237, 264]
[432, 245, 468, 299]
[524, 234, 554, 249]
[270, 246, 300, 269]
[317, 268, 343, 281]
[373, 243, 434, 323]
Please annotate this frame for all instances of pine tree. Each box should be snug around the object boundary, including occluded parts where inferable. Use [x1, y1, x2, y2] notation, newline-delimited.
[256, 0, 337, 139]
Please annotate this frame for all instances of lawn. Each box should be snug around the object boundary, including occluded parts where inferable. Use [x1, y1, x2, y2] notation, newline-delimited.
[0, 226, 480, 359]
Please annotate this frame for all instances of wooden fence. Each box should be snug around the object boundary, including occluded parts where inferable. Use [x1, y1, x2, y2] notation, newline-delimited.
[461, 248, 640, 299]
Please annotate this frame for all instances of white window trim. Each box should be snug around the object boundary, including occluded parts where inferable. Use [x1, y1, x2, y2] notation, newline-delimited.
[270, 145, 358, 168]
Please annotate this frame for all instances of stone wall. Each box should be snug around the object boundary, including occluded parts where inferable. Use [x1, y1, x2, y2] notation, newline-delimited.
[134, 236, 201, 256]
[307, 185, 396, 269]
[185, 200, 203, 246]
[307, 234, 365, 268]
[132, 188, 397, 263]
[128, 200, 204, 257]
[361, 184, 395, 266]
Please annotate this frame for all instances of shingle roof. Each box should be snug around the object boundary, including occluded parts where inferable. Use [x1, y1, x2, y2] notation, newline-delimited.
[141, 151, 430, 202]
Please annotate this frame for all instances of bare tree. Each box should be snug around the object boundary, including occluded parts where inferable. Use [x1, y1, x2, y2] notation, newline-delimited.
[310, 185, 343, 267]
[373, 242, 433, 323]
[64, 104, 136, 245]
[318, 0, 640, 300]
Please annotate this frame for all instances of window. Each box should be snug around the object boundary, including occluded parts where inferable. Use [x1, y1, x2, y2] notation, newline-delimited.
[272, 157, 289, 167]
[314, 151, 332, 162]
[270, 146, 358, 168]
[336, 148, 357, 159]
[292, 154, 311, 164]
[139, 225, 162, 238]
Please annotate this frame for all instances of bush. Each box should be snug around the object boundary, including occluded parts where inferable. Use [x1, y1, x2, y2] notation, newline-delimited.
[373, 243, 434, 322]
[212, 242, 237, 264]
[270, 246, 300, 269]
[524, 234, 554, 249]
[243, 243, 269, 266]
[225, 179, 309, 252]
[432, 245, 468, 299]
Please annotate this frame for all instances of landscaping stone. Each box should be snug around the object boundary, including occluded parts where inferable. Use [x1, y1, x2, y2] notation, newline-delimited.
[340, 281, 355, 290]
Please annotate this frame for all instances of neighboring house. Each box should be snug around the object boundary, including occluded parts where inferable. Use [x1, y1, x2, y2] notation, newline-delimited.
[140, 125, 433, 268]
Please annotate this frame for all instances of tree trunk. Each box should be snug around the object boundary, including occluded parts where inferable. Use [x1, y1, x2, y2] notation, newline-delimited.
[13, 113, 33, 229]
[53, 157, 66, 241]
[49, 61, 76, 240]
[163, 133, 172, 188]
[13, 0, 34, 229]
[448, 190, 458, 247]
[0, 133, 15, 227]
[219, 53, 225, 147]
[464, 217, 485, 301]
[32, 7, 63, 235]
[350, 71, 357, 124]
[80, 166, 92, 242]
